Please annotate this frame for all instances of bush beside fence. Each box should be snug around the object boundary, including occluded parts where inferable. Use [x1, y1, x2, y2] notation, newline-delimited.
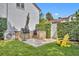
[57, 21, 79, 41]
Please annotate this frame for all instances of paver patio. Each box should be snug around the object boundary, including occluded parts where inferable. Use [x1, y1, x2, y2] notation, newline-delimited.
[23, 39, 56, 47]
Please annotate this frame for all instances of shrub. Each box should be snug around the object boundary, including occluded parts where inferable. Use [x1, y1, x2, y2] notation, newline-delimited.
[36, 23, 51, 38]
[0, 18, 7, 39]
[36, 19, 51, 38]
[57, 21, 79, 41]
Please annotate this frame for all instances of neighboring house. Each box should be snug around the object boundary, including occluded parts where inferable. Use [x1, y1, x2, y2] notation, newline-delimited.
[48, 19, 66, 23]
[57, 14, 77, 22]
[68, 14, 77, 21]
[58, 17, 70, 22]
[0, 3, 41, 39]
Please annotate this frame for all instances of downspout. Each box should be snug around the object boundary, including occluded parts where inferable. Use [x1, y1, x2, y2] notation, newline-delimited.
[6, 3, 8, 19]
[4, 3, 8, 39]
[6, 3, 8, 39]
[6, 3, 8, 31]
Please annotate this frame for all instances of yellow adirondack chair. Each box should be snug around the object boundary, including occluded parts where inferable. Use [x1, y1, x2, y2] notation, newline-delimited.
[57, 34, 71, 47]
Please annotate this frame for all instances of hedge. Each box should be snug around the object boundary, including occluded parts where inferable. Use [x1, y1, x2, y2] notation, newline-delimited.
[0, 18, 7, 39]
[36, 23, 51, 38]
[57, 21, 79, 40]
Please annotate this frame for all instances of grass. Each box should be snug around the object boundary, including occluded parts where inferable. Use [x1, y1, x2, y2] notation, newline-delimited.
[0, 40, 79, 56]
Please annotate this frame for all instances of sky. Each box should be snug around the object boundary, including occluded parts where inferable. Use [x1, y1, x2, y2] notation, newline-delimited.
[36, 3, 79, 19]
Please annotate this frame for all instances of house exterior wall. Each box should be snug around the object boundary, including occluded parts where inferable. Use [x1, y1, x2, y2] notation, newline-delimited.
[7, 3, 27, 31]
[0, 3, 40, 39]
[0, 3, 7, 18]
[26, 3, 39, 31]
[7, 3, 39, 31]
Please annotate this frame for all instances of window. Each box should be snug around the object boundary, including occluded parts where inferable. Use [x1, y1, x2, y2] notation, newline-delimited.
[32, 10, 35, 16]
[16, 3, 25, 9]
[16, 3, 20, 7]
[21, 3, 24, 9]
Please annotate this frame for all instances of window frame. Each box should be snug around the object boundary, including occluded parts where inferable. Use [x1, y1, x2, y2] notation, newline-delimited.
[21, 3, 24, 9]
[16, 3, 20, 8]
[16, 3, 25, 10]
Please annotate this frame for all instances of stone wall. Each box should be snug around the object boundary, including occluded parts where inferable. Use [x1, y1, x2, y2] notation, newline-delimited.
[15, 31, 46, 40]
[37, 31, 46, 40]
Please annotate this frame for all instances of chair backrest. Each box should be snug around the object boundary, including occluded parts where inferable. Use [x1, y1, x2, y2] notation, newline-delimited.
[63, 34, 69, 41]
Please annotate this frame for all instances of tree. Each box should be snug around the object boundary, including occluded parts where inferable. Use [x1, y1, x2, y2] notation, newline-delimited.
[39, 12, 44, 20]
[39, 18, 48, 24]
[46, 12, 53, 21]
[75, 9, 79, 20]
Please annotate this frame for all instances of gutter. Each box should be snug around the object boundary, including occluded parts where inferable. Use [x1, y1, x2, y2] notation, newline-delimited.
[32, 3, 41, 12]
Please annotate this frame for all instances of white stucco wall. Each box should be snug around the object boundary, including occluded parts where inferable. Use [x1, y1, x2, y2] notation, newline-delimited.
[0, 3, 7, 18]
[7, 3, 26, 31]
[0, 3, 40, 39]
[51, 23, 57, 39]
[7, 3, 39, 31]
[25, 3, 39, 31]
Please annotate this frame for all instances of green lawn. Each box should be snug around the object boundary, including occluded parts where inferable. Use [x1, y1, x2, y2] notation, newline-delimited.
[0, 40, 79, 56]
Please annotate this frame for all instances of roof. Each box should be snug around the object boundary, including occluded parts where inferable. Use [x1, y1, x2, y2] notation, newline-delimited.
[51, 19, 64, 23]
[48, 19, 66, 23]
[59, 17, 69, 19]
[32, 3, 41, 12]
